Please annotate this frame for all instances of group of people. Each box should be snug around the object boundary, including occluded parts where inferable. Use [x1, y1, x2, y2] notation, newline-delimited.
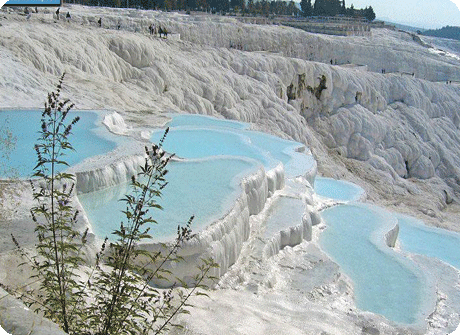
[148, 23, 156, 35]
[23, 7, 70, 22]
[149, 23, 168, 38]
[229, 42, 243, 50]
[47, 10, 168, 38]
[55, 8, 71, 21]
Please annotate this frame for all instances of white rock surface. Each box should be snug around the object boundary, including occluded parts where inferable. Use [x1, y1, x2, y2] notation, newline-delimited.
[0, 288, 66, 335]
[1, 5, 460, 335]
[102, 111, 129, 135]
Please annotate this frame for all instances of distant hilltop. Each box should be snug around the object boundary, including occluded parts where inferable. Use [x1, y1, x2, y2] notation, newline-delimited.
[422, 26, 460, 41]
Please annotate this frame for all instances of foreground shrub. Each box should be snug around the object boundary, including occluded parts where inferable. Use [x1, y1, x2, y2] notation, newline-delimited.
[3, 73, 217, 335]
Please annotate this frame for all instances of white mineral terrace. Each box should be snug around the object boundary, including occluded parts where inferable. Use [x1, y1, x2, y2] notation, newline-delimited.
[1, 4, 460, 335]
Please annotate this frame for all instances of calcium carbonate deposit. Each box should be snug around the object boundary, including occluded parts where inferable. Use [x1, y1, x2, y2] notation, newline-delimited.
[1, 4, 460, 335]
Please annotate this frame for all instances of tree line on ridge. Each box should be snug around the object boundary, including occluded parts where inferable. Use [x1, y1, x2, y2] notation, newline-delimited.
[301, 0, 375, 21]
[64, 0, 376, 21]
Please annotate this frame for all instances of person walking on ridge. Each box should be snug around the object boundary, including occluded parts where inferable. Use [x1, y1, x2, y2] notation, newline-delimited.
[24, 7, 31, 20]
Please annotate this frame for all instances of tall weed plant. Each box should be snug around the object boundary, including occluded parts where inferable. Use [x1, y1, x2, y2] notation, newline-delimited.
[3, 74, 217, 334]
[0, 114, 19, 222]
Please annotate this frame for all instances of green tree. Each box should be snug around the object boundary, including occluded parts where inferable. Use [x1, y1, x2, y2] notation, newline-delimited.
[364, 6, 375, 21]
[423, 26, 460, 41]
[287, 0, 299, 16]
[196, 0, 207, 11]
[313, 0, 342, 16]
[164, 0, 177, 10]
[346, 3, 355, 17]
[340, 0, 346, 14]
[300, 0, 312, 16]
[230, 0, 243, 11]
[261, 0, 269, 16]
[247, 0, 255, 13]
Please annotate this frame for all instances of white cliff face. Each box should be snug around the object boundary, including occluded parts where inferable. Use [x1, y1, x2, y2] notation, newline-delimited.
[73, 154, 145, 193]
[1, 7, 459, 206]
[306, 72, 460, 183]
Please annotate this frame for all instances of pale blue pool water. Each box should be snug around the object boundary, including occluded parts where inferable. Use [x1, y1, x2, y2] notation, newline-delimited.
[79, 157, 258, 241]
[152, 114, 315, 177]
[166, 114, 247, 130]
[397, 214, 460, 271]
[314, 177, 364, 201]
[245, 131, 294, 166]
[317, 178, 460, 325]
[0, 110, 117, 178]
[80, 113, 315, 241]
[246, 131, 315, 178]
[151, 128, 276, 167]
[320, 204, 427, 324]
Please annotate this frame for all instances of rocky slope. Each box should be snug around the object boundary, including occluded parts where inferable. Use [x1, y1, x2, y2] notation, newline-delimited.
[1, 5, 460, 334]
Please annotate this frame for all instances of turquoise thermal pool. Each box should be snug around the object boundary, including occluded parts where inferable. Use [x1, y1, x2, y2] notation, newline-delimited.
[320, 204, 428, 324]
[317, 177, 460, 325]
[5, 109, 460, 327]
[79, 157, 258, 241]
[165, 113, 248, 130]
[81, 114, 314, 240]
[151, 127, 275, 166]
[0, 110, 117, 178]
[397, 214, 460, 270]
[314, 177, 364, 202]
[151, 114, 315, 178]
